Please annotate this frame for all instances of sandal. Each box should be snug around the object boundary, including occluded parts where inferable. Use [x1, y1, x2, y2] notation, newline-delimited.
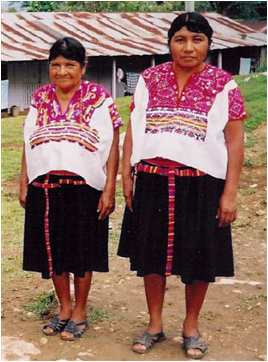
[132, 331, 166, 354]
[183, 334, 208, 359]
[42, 315, 69, 336]
[60, 320, 89, 341]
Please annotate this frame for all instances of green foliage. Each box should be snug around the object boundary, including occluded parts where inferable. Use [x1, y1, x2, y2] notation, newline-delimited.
[24, 291, 57, 318]
[22, 1, 267, 19]
[195, 1, 267, 19]
[23, 1, 62, 12]
[24, 1, 184, 12]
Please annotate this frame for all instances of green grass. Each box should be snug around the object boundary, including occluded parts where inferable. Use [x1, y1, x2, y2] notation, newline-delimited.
[236, 74, 267, 132]
[115, 96, 131, 133]
[24, 291, 110, 321]
[2, 115, 24, 145]
[88, 306, 110, 323]
[24, 291, 57, 318]
[2, 116, 24, 182]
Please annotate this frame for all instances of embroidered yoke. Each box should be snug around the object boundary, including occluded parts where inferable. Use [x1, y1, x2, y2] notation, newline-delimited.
[24, 80, 122, 190]
[130, 62, 246, 180]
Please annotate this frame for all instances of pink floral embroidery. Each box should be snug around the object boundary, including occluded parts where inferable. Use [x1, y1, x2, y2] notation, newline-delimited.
[141, 62, 246, 141]
[108, 103, 122, 129]
[30, 80, 122, 151]
[228, 88, 247, 120]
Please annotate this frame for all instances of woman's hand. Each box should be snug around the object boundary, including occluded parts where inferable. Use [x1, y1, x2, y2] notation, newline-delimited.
[19, 181, 28, 209]
[216, 193, 237, 227]
[123, 174, 133, 211]
[97, 189, 115, 220]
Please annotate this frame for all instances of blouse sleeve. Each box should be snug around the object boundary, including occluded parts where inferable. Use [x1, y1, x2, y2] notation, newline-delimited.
[23, 91, 38, 128]
[228, 86, 247, 121]
[30, 88, 39, 109]
[107, 99, 123, 129]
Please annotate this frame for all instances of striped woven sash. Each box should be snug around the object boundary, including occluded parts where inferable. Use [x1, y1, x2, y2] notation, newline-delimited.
[136, 161, 205, 276]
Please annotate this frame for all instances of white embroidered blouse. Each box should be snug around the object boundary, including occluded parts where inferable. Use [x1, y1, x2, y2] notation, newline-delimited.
[130, 62, 246, 179]
[24, 80, 122, 190]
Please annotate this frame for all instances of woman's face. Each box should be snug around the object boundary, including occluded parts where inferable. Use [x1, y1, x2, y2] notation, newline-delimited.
[49, 55, 86, 92]
[169, 26, 209, 70]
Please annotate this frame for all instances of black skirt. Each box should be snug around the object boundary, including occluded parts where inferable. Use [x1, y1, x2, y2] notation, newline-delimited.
[23, 174, 109, 279]
[118, 169, 234, 284]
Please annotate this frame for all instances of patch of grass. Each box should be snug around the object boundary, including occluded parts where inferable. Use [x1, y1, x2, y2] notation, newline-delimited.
[1, 115, 24, 145]
[239, 188, 256, 196]
[2, 254, 22, 274]
[24, 290, 57, 318]
[2, 147, 22, 182]
[115, 96, 131, 133]
[88, 306, 110, 323]
[2, 116, 24, 182]
[2, 192, 24, 246]
[244, 158, 253, 168]
[235, 74, 267, 132]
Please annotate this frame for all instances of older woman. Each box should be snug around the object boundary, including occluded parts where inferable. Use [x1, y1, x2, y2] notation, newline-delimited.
[19, 37, 122, 340]
[118, 12, 246, 359]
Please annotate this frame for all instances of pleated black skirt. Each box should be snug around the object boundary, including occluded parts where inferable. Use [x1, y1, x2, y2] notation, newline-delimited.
[118, 170, 234, 284]
[23, 174, 109, 279]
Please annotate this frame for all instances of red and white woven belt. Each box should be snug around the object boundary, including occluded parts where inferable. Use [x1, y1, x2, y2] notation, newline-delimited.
[136, 161, 205, 276]
[31, 175, 86, 277]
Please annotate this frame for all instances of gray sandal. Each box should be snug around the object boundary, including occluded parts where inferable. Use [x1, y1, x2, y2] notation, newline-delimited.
[42, 315, 69, 336]
[61, 320, 89, 341]
[132, 331, 166, 354]
[183, 334, 208, 359]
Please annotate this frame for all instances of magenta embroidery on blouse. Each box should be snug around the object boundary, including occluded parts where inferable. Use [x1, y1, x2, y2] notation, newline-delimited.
[142, 62, 244, 141]
[228, 87, 247, 120]
[29, 81, 121, 152]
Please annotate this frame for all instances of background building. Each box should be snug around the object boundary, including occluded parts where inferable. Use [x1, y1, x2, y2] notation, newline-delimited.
[1, 11, 267, 110]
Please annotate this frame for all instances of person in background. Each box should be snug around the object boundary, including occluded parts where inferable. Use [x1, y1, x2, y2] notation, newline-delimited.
[118, 12, 246, 359]
[19, 37, 122, 341]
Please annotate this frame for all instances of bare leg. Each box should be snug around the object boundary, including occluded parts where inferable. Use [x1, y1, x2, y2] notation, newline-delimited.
[43, 272, 72, 334]
[52, 272, 72, 319]
[60, 272, 92, 339]
[72, 271, 92, 321]
[144, 274, 166, 333]
[133, 274, 166, 353]
[183, 281, 209, 357]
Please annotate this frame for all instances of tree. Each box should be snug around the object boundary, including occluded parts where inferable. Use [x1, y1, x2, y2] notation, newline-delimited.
[23, 1, 61, 12]
[23, 1, 184, 13]
[195, 1, 266, 19]
[23, 1, 267, 19]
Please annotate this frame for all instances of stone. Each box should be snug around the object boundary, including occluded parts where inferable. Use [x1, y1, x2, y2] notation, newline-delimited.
[40, 337, 48, 345]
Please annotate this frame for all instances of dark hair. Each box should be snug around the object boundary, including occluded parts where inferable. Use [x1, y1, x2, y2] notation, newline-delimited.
[168, 12, 213, 45]
[48, 37, 86, 67]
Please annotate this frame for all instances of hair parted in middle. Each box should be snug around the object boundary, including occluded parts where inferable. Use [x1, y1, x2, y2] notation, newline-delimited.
[48, 37, 87, 67]
[168, 12, 213, 46]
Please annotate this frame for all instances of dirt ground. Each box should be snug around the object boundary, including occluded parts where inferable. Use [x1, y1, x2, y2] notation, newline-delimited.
[2, 124, 266, 361]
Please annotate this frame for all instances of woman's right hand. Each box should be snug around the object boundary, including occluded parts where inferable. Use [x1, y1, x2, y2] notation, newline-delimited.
[19, 181, 28, 208]
[123, 174, 133, 211]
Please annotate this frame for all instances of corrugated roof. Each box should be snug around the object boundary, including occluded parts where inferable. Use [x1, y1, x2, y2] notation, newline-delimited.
[1, 11, 267, 61]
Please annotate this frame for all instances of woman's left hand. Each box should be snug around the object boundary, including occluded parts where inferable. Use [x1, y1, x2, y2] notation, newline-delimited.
[216, 193, 237, 227]
[97, 189, 115, 220]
